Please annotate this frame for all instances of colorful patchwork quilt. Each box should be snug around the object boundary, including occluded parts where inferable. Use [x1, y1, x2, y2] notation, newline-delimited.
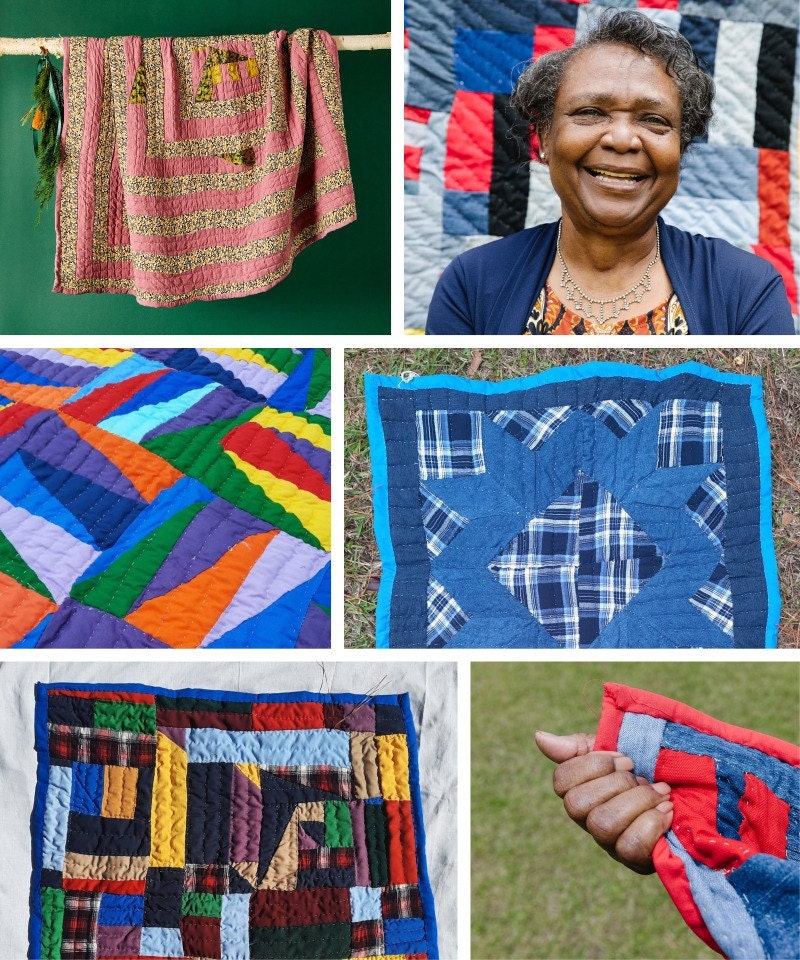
[595, 683, 800, 959]
[0, 348, 331, 649]
[365, 362, 778, 649]
[56, 31, 355, 307]
[404, 0, 800, 331]
[30, 684, 438, 959]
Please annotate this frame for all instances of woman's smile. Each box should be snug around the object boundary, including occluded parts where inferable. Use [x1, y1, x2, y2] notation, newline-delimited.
[541, 43, 682, 235]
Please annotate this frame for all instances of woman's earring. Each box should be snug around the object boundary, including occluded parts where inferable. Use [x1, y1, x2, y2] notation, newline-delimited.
[540, 151, 547, 162]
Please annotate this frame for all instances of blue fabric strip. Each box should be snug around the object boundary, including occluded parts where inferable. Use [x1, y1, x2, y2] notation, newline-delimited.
[184, 728, 351, 766]
[364, 372, 397, 649]
[401, 691, 440, 960]
[28, 683, 51, 959]
[37, 682, 403, 706]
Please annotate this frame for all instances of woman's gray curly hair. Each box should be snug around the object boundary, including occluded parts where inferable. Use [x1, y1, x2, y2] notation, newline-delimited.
[511, 9, 714, 157]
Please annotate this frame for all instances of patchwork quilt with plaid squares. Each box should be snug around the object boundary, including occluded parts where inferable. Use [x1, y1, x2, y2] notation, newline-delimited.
[365, 362, 778, 649]
[30, 684, 438, 959]
[595, 683, 799, 959]
[404, 0, 799, 331]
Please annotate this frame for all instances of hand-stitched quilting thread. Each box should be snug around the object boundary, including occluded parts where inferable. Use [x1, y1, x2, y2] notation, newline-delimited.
[594, 683, 800, 960]
[403, 0, 799, 331]
[55, 31, 356, 307]
[365, 362, 779, 649]
[29, 684, 439, 960]
[0, 348, 331, 649]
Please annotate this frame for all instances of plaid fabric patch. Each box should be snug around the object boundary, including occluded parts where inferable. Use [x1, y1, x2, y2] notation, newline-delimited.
[416, 409, 486, 479]
[62, 892, 100, 959]
[658, 401, 723, 468]
[350, 920, 385, 957]
[579, 478, 663, 563]
[686, 467, 728, 550]
[489, 406, 572, 450]
[183, 864, 230, 894]
[262, 764, 353, 798]
[47, 724, 156, 767]
[298, 847, 356, 871]
[690, 561, 734, 636]
[382, 883, 424, 919]
[427, 578, 469, 646]
[489, 473, 663, 647]
[420, 483, 469, 556]
[581, 399, 653, 439]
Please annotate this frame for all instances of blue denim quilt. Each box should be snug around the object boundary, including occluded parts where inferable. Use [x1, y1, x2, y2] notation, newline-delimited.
[366, 362, 779, 649]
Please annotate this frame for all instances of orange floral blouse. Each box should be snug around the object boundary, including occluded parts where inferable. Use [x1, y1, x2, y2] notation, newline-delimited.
[525, 283, 688, 335]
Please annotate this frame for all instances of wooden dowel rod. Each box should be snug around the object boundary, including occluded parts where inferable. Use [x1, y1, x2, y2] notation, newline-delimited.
[0, 33, 391, 56]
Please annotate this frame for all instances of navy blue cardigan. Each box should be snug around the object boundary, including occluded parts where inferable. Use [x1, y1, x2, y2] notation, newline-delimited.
[426, 220, 794, 335]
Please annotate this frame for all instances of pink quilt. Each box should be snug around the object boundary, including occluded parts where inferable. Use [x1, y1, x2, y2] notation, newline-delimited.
[55, 32, 356, 307]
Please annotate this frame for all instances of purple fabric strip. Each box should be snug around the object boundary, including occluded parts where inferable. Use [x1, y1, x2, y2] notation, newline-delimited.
[295, 603, 330, 649]
[0, 408, 53, 462]
[349, 801, 371, 887]
[274, 429, 331, 484]
[0, 350, 104, 387]
[35, 599, 170, 648]
[16, 411, 146, 506]
[130, 498, 275, 609]
[139, 387, 261, 442]
[156, 726, 187, 750]
[230, 766, 262, 863]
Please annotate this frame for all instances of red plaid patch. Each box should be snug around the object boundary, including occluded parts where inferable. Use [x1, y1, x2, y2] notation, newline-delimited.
[298, 847, 355, 871]
[382, 883, 424, 919]
[350, 920, 384, 957]
[183, 864, 230, 894]
[48, 724, 155, 767]
[62, 892, 100, 959]
[263, 764, 353, 798]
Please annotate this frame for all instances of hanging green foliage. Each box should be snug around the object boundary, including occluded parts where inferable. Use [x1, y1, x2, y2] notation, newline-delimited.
[20, 54, 64, 223]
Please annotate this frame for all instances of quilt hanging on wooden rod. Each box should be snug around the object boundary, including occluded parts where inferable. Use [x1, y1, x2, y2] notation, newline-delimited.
[52, 31, 356, 307]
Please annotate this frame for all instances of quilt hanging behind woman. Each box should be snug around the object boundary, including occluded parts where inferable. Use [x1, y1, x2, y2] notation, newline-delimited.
[55, 31, 356, 306]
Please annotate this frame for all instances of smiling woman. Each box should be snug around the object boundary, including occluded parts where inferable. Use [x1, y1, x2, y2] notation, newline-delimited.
[426, 10, 795, 336]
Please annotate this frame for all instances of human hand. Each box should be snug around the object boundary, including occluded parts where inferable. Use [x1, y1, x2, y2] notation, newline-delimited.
[534, 730, 673, 875]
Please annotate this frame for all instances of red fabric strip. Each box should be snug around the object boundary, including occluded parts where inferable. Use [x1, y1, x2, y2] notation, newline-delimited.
[221, 423, 330, 501]
[61, 370, 167, 424]
[249, 888, 351, 926]
[252, 701, 325, 730]
[385, 800, 419, 885]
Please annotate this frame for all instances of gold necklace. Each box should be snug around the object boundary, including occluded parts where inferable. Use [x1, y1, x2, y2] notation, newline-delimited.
[557, 221, 661, 331]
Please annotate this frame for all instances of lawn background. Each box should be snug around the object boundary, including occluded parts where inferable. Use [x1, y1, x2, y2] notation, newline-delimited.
[344, 347, 800, 647]
[471, 661, 800, 960]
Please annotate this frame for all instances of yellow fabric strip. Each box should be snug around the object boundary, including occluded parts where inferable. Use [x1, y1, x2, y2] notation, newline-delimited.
[249, 407, 332, 451]
[225, 450, 331, 551]
[102, 765, 139, 819]
[227, 61, 240, 81]
[376, 734, 411, 801]
[246, 58, 259, 77]
[150, 731, 188, 868]
[53, 348, 134, 365]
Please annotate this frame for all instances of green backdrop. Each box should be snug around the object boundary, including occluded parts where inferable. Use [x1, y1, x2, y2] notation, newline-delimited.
[0, 0, 389, 334]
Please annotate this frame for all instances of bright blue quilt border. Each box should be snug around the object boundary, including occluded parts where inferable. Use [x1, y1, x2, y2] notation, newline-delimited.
[29, 683, 439, 960]
[365, 361, 779, 649]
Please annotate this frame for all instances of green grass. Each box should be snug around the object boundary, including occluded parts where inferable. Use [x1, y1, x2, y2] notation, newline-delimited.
[471, 662, 800, 959]
[344, 347, 800, 647]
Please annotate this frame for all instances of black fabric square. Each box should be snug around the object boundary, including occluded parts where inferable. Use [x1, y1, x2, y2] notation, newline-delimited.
[375, 704, 406, 735]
